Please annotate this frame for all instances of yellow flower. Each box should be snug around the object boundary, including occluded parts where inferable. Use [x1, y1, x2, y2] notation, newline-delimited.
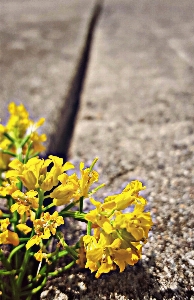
[6, 155, 74, 192]
[11, 190, 39, 215]
[0, 230, 19, 246]
[0, 179, 19, 197]
[104, 180, 147, 211]
[50, 182, 77, 206]
[41, 156, 74, 192]
[6, 102, 30, 138]
[114, 204, 153, 241]
[16, 224, 32, 234]
[112, 243, 142, 271]
[53, 159, 100, 205]
[79, 162, 99, 198]
[24, 117, 47, 154]
[34, 249, 48, 262]
[50, 172, 79, 206]
[0, 218, 19, 246]
[83, 230, 142, 278]
[85, 198, 115, 234]
[0, 218, 10, 231]
[83, 233, 118, 278]
[5, 103, 47, 153]
[6, 157, 50, 190]
[26, 211, 64, 249]
[26, 235, 42, 250]
[43, 211, 64, 235]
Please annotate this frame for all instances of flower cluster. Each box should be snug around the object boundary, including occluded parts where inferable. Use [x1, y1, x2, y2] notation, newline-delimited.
[0, 155, 100, 260]
[0, 103, 153, 299]
[0, 102, 46, 171]
[81, 181, 153, 277]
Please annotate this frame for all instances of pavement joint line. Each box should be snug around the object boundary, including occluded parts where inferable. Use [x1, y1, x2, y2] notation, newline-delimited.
[47, 0, 103, 159]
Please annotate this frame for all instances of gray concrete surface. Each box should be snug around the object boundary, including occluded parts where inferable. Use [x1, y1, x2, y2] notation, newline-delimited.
[0, 0, 194, 299]
[70, 0, 194, 184]
[0, 0, 98, 154]
[68, 1, 194, 299]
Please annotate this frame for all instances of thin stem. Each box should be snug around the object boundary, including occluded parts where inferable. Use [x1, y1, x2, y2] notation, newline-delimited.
[36, 188, 44, 219]
[16, 249, 31, 293]
[43, 202, 55, 212]
[79, 196, 84, 213]
[60, 202, 76, 212]
[8, 243, 25, 263]
[1, 150, 16, 157]
[3, 132, 15, 143]
[23, 141, 33, 163]
[20, 276, 47, 297]
[48, 260, 75, 277]
[20, 134, 31, 148]
[89, 157, 98, 172]
[57, 233, 78, 260]
[87, 221, 92, 235]
[2, 213, 10, 218]
[59, 210, 86, 222]
[0, 270, 17, 275]
[0, 250, 19, 299]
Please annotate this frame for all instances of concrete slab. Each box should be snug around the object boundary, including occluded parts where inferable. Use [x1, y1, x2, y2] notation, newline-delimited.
[70, 0, 194, 184]
[0, 0, 99, 154]
[69, 1, 194, 298]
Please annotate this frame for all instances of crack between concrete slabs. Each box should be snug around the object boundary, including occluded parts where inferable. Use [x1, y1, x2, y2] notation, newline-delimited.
[47, 0, 103, 159]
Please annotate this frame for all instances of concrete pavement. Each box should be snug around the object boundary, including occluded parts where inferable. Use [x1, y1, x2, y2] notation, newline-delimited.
[0, 0, 194, 298]
[0, 0, 100, 155]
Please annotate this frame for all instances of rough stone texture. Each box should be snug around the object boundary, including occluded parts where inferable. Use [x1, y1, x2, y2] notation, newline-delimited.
[70, 0, 194, 184]
[67, 0, 194, 299]
[0, 0, 97, 153]
[0, 0, 194, 299]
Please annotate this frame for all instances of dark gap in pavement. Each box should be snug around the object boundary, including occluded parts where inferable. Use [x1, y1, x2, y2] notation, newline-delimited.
[47, 0, 103, 160]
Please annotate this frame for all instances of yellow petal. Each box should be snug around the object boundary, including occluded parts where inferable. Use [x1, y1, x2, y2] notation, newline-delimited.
[62, 162, 75, 171]
[17, 224, 32, 235]
[7, 230, 19, 246]
[26, 235, 41, 250]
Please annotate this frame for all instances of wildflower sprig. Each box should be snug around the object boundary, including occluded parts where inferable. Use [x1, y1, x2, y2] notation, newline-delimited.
[0, 103, 153, 299]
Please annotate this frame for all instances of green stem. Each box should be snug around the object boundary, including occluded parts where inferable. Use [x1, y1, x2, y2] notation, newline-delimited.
[79, 196, 84, 213]
[89, 157, 98, 172]
[1, 150, 16, 157]
[8, 243, 25, 263]
[59, 210, 86, 222]
[2, 213, 10, 218]
[60, 201, 76, 212]
[19, 237, 30, 242]
[48, 260, 75, 276]
[0, 249, 13, 271]
[43, 202, 55, 212]
[0, 250, 19, 299]
[36, 188, 44, 219]
[3, 132, 15, 143]
[15, 143, 23, 162]
[23, 141, 33, 163]
[20, 276, 47, 297]
[20, 134, 31, 149]
[16, 249, 31, 294]
[0, 270, 17, 275]
[57, 233, 78, 260]
[87, 221, 92, 235]
[89, 183, 106, 195]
